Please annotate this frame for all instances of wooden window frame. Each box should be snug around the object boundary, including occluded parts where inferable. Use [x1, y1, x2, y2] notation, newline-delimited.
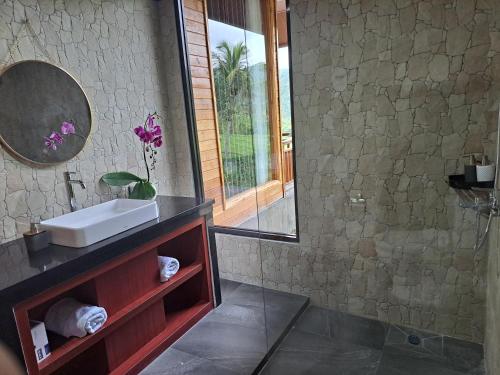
[180, 0, 299, 240]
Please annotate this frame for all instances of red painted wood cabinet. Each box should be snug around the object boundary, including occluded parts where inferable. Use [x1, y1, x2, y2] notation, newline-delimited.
[13, 217, 214, 375]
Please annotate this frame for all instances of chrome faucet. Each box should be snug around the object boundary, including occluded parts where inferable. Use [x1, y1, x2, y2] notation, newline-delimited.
[64, 171, 86, 212]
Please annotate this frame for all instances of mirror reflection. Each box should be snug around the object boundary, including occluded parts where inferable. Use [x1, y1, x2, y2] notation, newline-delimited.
[0, 60, 91, 166]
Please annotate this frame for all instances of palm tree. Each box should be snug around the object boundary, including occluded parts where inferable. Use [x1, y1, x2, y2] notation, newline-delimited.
[213, 41, 248, 97]
[213, 41, 250, 129]
[212, 41, 254, 195]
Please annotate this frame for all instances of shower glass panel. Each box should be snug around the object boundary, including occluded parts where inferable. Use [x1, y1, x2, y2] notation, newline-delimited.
[207, 0, 297, 237]
[206, 0, 271, 354]
[204, 0, 298, 356]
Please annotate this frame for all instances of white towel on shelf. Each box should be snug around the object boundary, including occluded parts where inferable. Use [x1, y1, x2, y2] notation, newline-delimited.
[44, 298, 108, 338]
[158, 256, 180, 282]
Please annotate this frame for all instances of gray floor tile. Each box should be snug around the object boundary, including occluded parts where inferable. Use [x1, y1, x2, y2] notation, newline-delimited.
[376, 346, 467, 375]
[172, 319, 267, 373]
[262, 307, 485, 375]
[385, 324, 443, 356]
[225, 283, 307, 312]
[142, 280, 485, 375]
[221, 283, 309, 346]
[293, 305, 331, 337]
[205, 303, 267, 330]
[329, 309, 388, 349]
[279, 329, 379, 356]
[261, 330, 382, 375]
[295, 306, 387, 350]
[141, 281, 307, 375]
[261, 349, 381, 375]
[220, 279, 241, 299]
[442, 336, 484, 373]
[223, 283, 268, 308]
[213, 284, 308, 345]
[141, 348, 240, 375]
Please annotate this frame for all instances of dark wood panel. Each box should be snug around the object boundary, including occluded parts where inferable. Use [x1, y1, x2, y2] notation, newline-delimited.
[185, 18, 205, 34]
[95, 250, 159, 316]
[204, 176, 222, 190]
[105, 302, 166, 370]
[195, 118, 216, 131]
[198, 128, 217, 141]
[200, 149, 218, 162]
[186, 0, 226, 214]
[186, 31, 207, 46]
[188, 43, 208, 58]
[199, 139, 218, 152]
[184, 0, 204, 12]
[13, 217, 214, 375]
[194, 98, 214, 110]
[108, 303, 212, 375]
[190, 66, 211, 78]
[202, 167, 221, 181]
[202, 158, 220, 171]
[207, 0, 246, 29]
[195, 109, 215, 121]
[192, 77, 211, 89]
[192, 87, 212, 99]
[189, 55, 209, 68]
[184, 7, 205, 23]
[52, 340, 108, 375]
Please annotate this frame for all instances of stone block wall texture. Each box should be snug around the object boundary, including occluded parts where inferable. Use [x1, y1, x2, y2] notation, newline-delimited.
[0, 0, 194, 243]
[486, 217, 500, 374]
[217, 0, 500, 343]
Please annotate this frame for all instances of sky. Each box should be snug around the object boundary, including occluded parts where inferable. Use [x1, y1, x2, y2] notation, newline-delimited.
[208, 20, 289, 68]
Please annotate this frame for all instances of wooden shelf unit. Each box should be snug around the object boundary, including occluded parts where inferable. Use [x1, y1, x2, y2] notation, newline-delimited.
[14, 217, 214, 375]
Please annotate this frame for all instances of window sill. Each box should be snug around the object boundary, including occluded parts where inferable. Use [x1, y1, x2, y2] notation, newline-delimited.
[209, 225, 299, 243]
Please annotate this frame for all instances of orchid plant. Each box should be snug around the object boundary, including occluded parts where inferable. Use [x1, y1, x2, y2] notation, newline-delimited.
[44, 121, 79, 150]
[100, 113, 162, 200]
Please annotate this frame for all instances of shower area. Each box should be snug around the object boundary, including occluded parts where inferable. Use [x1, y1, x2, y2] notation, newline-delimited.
[147, 0, 500, 374]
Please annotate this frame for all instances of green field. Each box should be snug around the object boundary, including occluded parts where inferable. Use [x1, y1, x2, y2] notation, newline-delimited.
[219, 134, 254, 157]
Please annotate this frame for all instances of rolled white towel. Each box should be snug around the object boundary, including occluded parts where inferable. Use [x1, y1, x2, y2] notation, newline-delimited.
[158, 256, 180, 282]
[44, 298, 108, 338]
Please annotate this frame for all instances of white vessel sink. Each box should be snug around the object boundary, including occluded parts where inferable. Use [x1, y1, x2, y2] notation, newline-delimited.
[40, 199, 159, 248]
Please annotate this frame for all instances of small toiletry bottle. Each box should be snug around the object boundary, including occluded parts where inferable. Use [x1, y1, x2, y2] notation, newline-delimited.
[23, 223, 50, 253]
[464, 155, 477, 183]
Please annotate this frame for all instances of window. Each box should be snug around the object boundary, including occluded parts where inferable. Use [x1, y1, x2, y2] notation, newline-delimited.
[183, 0, 297, 239]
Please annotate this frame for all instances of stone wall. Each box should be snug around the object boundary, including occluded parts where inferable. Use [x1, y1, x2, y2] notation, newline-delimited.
[217, 0, 500, 342]
[486, 217, 500, 374]
[0, 0, 194, 243]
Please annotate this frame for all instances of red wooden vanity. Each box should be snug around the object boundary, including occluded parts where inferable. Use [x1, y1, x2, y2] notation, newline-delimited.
[12, 215, 214, 375]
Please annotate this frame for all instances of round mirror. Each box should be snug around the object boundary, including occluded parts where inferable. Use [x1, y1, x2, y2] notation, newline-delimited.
[0, 61, 91, 166]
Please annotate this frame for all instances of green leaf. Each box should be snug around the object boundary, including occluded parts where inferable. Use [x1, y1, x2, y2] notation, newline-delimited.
[101, 172, 143, 187]
[129, 181, 156, 200]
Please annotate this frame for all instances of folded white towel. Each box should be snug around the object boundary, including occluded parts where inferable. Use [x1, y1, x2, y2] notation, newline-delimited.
[158, 256, 180, 282]
[44, 298, 108, 338]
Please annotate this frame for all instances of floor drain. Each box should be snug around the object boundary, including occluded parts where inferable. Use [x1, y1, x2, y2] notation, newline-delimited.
[408, 334, 421, 345]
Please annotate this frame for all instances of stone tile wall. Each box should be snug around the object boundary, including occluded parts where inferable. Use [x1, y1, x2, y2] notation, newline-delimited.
[217, 0, 500, 342]
[486, 217, 500, 374]
[0, 0, 194, 243]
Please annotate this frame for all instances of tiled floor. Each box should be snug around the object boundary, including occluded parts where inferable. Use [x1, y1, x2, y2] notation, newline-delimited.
[260, 305, 485, 375]
[141, 281, 485, 375]
[140, 279, 309, 375]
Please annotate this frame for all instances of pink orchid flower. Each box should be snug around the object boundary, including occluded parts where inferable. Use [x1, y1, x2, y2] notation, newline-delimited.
[61, 121, 75, 135]
[45, 131, 64, 150]
[134, 113, 162, 149]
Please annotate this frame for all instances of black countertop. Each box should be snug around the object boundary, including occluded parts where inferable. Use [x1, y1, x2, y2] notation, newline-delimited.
[0, 196, 213, 305]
